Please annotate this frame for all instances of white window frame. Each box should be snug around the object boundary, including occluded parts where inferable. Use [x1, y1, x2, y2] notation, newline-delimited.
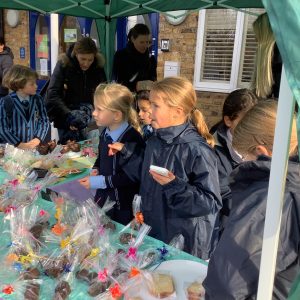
[194, 9, 246, 93]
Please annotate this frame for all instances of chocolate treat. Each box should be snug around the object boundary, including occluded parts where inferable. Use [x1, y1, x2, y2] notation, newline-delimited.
[88, 281, 107, 297]
[53, 281, 71, 300]
[103, 221, 116, 231]
[111, 268, 126, 278]
[117, 248, 126, 255]
[60, 145, 70, 154]
[43, 257, 68, 278]
[48, 140, 57, 152]
[69, 142, 80, 152]
[0, 146, 5, 158]
[76, 269, 90, 283]
[30, 223, 44, 240]
[141, 251, 157, 269]
[119, 232, 136, 244]
[37, 143, 49, 155]
[22, 267, 40, 280]
[24, 283, 40, 300]
[88, 271, 98, 283]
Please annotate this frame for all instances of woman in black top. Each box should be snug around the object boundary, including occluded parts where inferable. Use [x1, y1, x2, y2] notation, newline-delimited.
[45, 37, 106, 143]
[112, 24, 157, 92]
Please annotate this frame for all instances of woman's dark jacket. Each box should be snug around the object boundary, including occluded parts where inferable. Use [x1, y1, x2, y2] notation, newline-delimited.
[204, 156, 300, 300]
[45, 46, 106, 129]
[93, 125, 145, 224]
[0, 46, 14, 97]
[213, 122, 242, 222]
[112, 43, 157, 92]
[121, 123, 222, 258]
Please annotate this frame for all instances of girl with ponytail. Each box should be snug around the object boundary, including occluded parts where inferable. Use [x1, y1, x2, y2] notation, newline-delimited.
[109, 77, 222, 258]
[78, 83, 145, 225]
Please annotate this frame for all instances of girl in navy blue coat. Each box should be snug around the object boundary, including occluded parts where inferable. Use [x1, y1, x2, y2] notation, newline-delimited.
[109, 77, 222, 258]
[204, 100, 300, 299]
[210, 89, 257, 232]
[0, 65, 49, 149]
[78, 83, 144, 225]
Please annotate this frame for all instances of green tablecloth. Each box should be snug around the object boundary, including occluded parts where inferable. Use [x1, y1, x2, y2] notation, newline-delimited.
[0, 167, 207, 299]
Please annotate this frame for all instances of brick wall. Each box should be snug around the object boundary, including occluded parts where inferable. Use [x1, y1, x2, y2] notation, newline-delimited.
[157, 12, 228, 128]
[3, 10, 30, 66]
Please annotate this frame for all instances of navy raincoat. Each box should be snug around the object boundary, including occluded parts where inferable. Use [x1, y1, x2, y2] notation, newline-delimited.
[213, 122, 242, 230]
[121, 122, 222, 258]
[204, 156, 300, 300]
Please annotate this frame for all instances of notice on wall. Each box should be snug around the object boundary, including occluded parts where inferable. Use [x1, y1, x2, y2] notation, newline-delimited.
[40, 58, 48, 76]
[37, 35, 48, 59]
[64, 29, 77, 43]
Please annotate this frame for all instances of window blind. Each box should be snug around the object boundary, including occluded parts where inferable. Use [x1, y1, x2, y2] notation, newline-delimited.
[201, 9, 237, 82]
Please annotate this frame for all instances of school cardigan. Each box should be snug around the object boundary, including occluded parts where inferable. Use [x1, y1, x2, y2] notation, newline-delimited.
[93, 125, 145, 213]
[0, 92, 49, 146]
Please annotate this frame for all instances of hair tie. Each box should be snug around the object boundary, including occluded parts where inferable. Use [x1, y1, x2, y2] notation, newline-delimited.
[191, 107, 197, 114]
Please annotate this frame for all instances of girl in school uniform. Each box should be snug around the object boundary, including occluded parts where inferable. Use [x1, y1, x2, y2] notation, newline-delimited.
[109, 77, 222, 258]
[0, 64, 49, 149]
[204, 100, 300, 299]
[210, 89, 258, 232]
[136, 89, 153, 141]
[78, 83, 145, 225]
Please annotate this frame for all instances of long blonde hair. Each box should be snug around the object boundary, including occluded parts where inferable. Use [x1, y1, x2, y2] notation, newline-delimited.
[251, 13, 276, 99]
[152, 77, 214, 147]
[233, 100, 298, 157]
[94, 83, 141, 133]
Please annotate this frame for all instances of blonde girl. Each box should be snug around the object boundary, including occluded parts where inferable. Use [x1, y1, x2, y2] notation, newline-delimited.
[204, 100, 299, 299]
[79, 83, 144, 225]
[109, 77, 222, 258]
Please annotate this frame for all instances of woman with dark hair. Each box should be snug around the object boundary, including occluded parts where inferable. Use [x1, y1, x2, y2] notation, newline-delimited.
[45, 37, 106, 144]
[211, 89, 258, 233]
[0, 37, 14, 98]
[112, 23, 157, 92]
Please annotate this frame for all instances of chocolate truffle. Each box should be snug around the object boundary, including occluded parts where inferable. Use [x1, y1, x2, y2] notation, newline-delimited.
[60, 145, 70, 154]
[88, 271, 98, 283]
[22, 267, 40, 280]
[0, 146, 5, 158]
[88, 282, 107, 297]
[119, 232, 135, 244]
[43, 257, 67, 278]
[103, 221, 116, 231]
[24, 283, 40, 300]
[37, 143, 49, 155]
[76, 269, 90, 283]
[53, 281, 71, 300]
[30, 223, 44, 240]
[48, 140, 57, 152]
[69, 142, 80, 152]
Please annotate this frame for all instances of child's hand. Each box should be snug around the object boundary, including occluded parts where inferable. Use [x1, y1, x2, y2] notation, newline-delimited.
[78, 176, 91, 189]
[90, 169, 98, 176]
[149, 169, 175, 185]
[29, 138, 41, 148]
[18, 138, 40, 150]
[108, 142, 124, 156]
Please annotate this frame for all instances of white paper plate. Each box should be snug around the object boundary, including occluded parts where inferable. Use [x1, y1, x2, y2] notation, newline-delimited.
[127, 260, 207, 299]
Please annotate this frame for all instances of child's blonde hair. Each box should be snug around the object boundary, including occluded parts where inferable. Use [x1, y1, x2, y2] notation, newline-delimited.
[94, 83, 141, 133]
[251, 13, 275, 99]
[152, 77, 214, 147]
[233, 100, 298, 157]
[3, 64, 38, 92]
